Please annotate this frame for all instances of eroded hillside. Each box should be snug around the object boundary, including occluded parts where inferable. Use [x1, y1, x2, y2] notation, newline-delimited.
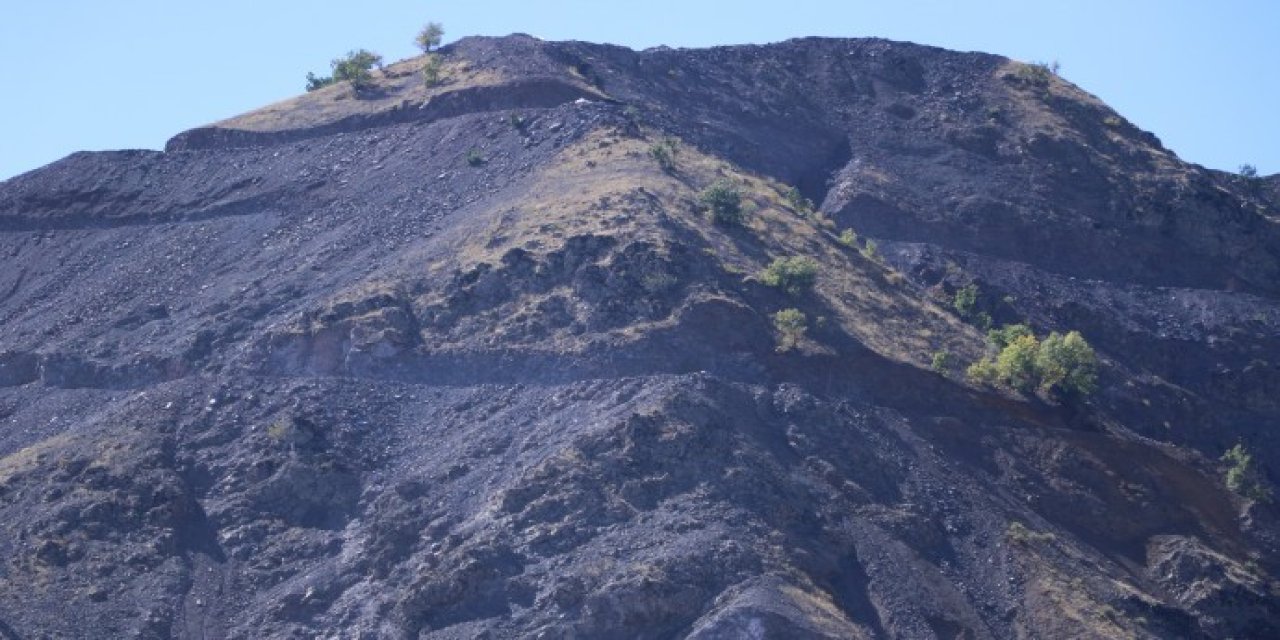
[0, 34, 1277, 639]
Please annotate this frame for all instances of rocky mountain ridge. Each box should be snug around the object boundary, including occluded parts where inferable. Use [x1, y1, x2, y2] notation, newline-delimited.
[0, 34, 1277, 638]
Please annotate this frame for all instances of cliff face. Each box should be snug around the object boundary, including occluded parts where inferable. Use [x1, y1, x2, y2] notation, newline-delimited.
[0, 35, 1277, 639]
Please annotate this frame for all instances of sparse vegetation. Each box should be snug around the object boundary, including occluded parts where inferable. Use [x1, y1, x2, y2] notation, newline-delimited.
[307, 49, 384, 93]
[415, 22, 445, 52]
[784, 186, 815, 214]
[306, 72, 336, 92]
[1012, 60, 1058, 88]
[968, 326, 1097, 396]
[966, 357, 998, 384]
[996, 334, 1041, 392]
[421, 53, 445, 87]
[1222, 444, 1272, 502]
[1238, 164, 1265, 194]
[931, 350, 954, 374]
[1036, 331, 1099, 395]
[987, 324, 1033, 351]
[649, 139, 678, 173]
[772, 308, 807, 352]
[334, 49, 383, 90]
[760, 257, 819, 296]
[952, 284, 994, 329]
[699, 180, 744, 226]
[973, 312, 993, 331]
[810, 211, 836, 229]
[953, 284, 979, 318]
[838, 229, 858, 247]
[861, 239, 880, 262]
[1006, 522, 1056, 544]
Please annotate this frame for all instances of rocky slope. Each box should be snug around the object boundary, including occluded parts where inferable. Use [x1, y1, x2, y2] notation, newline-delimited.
[0, 34, 1277, 639]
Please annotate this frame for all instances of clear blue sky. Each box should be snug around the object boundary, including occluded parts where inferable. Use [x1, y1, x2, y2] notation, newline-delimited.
[1, 1, 1276, 181]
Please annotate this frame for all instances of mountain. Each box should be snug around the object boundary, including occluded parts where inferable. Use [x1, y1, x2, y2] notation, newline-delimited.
[0, 34, 1278, 639]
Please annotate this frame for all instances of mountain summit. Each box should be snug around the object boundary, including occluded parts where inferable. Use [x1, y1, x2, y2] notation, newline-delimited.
[1, 34, 1278, 638]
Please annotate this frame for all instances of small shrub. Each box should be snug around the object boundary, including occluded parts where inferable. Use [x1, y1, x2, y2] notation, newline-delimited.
[1238, 164, 1265, 194]
[699, 180, 744, 226]
[784, 186, 814, 214]
[1006, 522, 1056, 544]
[773, 308, 807, 352]
[953, 284, 979, 318]
[1035, 330, 1097, 395]
[967, 358, 998, 384]
[811, 212, 835, 229]
[331, 49, 383, 91]
[931, 351, 954, 374]
[861, 239, 880, 262]
[415, 22, 445, 52]
[1103, 116, 1122, 128]
[1222, 444, 1272, 502]
[1013, 61, 1055, 87]
[649, 139, 678, 173]
[995, 334, 1040, 392]
[760, 256, 819, 296]
[466, 149, 486, 166]
[987, 324, 1033, 351]
[838, 229, 858, 247]
[305, 71, 336, 92]
[974, 311, 993, 331]
[421, 53, 445, 87]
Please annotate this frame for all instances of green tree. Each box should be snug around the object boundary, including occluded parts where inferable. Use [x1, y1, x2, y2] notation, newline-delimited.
[995, 334, 1040, 392]
[969, 327, 1098, 397]
[966, 358, 998, 384]
[422, 53, 445, 87]
[700, 180, 744, 226]
[987, 324, 1033, 351]
[415, 22, 445, 52]
[1238, 164, 1264, 195]
[1222, 444, 1272, 501]
[1035, 330, 1098, 395]
[953, 284, 978, 318]
[332, 49, 383, 91]
[773, 308, 807, 352]
[760, 256, 819, 296]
